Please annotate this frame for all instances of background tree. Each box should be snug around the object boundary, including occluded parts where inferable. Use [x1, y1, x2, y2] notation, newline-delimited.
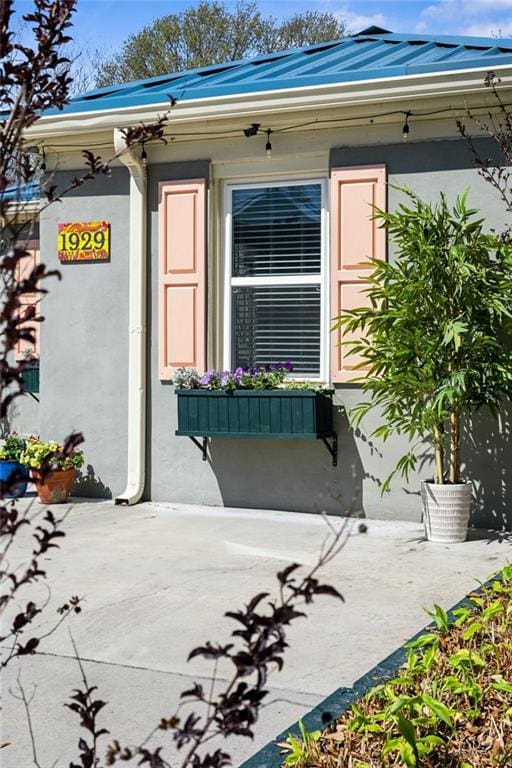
[261, 11, 347, 53]
[95, 0, 346, 86]
[458, 72, 512, 228]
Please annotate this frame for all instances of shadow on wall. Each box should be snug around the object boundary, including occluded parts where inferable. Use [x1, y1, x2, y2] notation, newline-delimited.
[74, 464, 112, 499]
[208, 405, 365, 517]
[4, 392, 39, 439]
[464, 404, 512, 531]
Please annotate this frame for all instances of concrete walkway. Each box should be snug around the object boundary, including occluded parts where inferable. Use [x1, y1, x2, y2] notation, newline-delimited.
[2, 499, 511, 767]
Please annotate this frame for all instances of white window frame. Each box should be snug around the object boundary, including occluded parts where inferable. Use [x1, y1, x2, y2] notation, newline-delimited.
[223, 176, 329, 382]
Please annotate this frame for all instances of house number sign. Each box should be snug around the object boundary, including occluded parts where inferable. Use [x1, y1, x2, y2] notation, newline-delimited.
[58, 221, 110, 262]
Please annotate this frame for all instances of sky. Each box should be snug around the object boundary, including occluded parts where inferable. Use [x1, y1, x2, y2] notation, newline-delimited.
[12, 0, 512, 64]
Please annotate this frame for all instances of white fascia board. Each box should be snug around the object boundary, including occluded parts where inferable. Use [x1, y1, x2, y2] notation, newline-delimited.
[3, 200, 41, 222]
[28, 64, 512, 139]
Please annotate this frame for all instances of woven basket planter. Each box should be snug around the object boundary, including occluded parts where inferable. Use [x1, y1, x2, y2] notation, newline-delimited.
[421, 481, 471, 543]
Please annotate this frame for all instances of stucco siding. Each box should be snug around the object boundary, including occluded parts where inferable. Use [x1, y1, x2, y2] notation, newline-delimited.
[330, 139, 511, 529]
[29, 137, 512, 530]
[38, 168, 130, 498]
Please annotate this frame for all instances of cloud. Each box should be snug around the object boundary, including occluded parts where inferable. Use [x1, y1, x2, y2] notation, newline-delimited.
[462, 19, 512, 36]
[415, 0, 512, 37]
[423, 0, 512, 17]
[334, 6, 388, 34]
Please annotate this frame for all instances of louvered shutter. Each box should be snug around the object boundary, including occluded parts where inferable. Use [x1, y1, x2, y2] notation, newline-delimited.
[158, 179, 206, 379]
[16, 240, 40, 359]
[330, 165, 386, 383]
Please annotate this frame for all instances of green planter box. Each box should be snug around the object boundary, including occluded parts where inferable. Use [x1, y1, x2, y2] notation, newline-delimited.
[176, 389, 334, 439]
[21, 362, 39, 394]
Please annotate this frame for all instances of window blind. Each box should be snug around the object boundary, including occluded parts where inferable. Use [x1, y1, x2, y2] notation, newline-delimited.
[232, 285, 321, 376]
[232, 184, 321, 276]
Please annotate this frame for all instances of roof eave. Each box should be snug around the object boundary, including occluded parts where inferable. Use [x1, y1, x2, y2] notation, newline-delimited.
[27, 63, 512, 139]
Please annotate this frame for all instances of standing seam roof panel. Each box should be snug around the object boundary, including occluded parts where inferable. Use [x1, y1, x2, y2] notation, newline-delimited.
[48, 29, 512, 117]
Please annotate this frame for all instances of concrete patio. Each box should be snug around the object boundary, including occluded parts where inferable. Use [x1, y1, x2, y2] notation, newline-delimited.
[2, 499, 511, 767]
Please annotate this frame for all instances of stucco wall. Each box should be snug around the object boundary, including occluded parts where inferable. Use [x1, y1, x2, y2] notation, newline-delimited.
[146, 161, 218, 503]
[143, 137, 511, 530]
[329, 138, 511, 530]
[33, 137, 512, 530]
[38, 168, 130, 498]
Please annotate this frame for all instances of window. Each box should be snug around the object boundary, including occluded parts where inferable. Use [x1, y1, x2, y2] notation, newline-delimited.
[224, 180, 328, 379]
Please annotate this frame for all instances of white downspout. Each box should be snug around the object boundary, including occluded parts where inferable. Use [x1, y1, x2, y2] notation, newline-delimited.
[113, 128, 147, 505]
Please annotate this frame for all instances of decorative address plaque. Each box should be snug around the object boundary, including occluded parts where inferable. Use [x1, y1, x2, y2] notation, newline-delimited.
[58, 221, 110, 262]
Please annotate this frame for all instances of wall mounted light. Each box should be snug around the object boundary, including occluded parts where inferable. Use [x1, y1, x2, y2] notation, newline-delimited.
[243, 123, 260, 137]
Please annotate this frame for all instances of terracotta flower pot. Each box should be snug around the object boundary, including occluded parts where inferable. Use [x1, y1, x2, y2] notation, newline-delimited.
[32, 467, 76, 504]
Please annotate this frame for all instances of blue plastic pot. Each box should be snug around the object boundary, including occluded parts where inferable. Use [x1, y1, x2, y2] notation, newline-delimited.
[0, 460, 30, 498]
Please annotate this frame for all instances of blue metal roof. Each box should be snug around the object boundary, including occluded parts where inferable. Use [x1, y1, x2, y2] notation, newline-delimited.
[3, 181, 40, 203]
[53, 27, 512, 116]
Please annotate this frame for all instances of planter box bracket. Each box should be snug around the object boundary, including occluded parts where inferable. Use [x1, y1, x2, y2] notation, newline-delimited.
[189, 436, 208, 461]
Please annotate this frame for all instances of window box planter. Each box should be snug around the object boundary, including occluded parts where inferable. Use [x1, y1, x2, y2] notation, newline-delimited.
[21, 361, 39, 394]
[175, 389, 337, 465]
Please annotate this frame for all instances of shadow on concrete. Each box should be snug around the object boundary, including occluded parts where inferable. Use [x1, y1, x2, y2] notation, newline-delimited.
[74, 464, 112, 499]
[466, 527, 512, 545]
[404, 528, 512, 546]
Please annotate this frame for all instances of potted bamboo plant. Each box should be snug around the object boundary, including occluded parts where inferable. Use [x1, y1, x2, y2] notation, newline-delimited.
[20, 437, 84, 504]
[334, 190, 512, 542]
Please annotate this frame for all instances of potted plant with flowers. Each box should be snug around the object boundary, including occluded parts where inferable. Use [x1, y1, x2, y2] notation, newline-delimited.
[20, 437, 84, 504]
[0, 433, 30, 498]
[334, 190, 512, 542]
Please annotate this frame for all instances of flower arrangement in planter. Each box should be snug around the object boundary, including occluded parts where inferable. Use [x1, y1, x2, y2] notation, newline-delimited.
[174, 361, 296, 391]
[20, 437, 85, 504]
[0, 433, 30, 498]
[334, 190, 512, 542]
[173, 363, 336, 461]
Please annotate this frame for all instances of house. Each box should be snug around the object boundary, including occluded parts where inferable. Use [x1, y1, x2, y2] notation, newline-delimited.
[11, 27, 512, 527]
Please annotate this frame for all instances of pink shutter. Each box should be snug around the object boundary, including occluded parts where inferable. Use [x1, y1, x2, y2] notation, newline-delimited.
[158, 179, 207, 379]
[330, 165, 386, 383]
[16, 240, 40, 359]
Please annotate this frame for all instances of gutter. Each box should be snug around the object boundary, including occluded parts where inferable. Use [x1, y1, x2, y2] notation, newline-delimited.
[113, 128, 147, 506]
